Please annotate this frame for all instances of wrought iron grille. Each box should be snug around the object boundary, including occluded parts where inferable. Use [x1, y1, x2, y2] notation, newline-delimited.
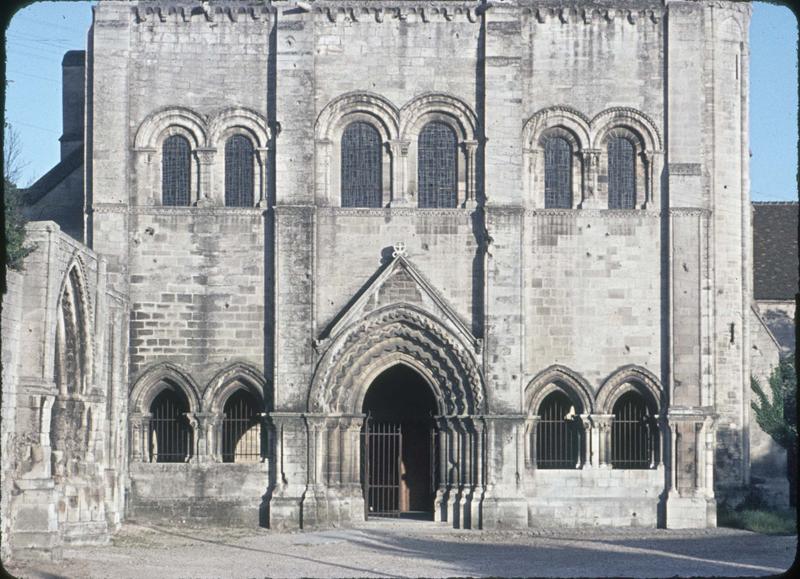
[162, 135, 191, 206]
[149, 389, 192, 462]
[544, 137, 572, 208]
[418, 122, 458, 208]
[341, 122, 382, 208]
[608, 136, 636, 209]
[361, 419, 402, 518]
[611, 392, 655, 469]
[225, 135, 255, 207]
[536, 392, 581, 469]
[221, 390, 264, 462]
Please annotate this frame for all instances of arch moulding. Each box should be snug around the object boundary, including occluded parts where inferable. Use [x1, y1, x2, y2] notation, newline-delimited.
[524, 364, 594, 415]
[201, 361, 270, 415]
[308, 305, 486, 416]
[130, 361, 202, 414]
[595, 364, 664, 414]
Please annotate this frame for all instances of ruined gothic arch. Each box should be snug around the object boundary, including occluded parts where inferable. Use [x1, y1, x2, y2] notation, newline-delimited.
[129, 362, 202, 415]
[524, 364, 594, 416]
[309, 305, 486, 416]
[595, 365, 664, 415]
[315, 92, 400, 207]
[54, 259, 93, 396]
[201, 361, 270, 415]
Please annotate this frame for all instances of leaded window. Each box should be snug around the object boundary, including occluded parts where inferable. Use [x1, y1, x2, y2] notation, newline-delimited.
[341, 122, 382, 208]
[221, 390, 264, 463]
[608, 137, 636, 209]
[162, 135, 191, 206]
[536, 391, 581, 469]
[544, 137, 572, 208]
[611, 391, 656, 469]
[225, 135, 255, 207]
[149, 387, 192, 463]
[418, 122, 458, 208]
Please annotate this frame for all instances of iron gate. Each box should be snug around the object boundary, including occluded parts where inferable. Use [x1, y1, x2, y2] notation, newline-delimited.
[362, 419, 402, 517]
[361, 417, 439, 519]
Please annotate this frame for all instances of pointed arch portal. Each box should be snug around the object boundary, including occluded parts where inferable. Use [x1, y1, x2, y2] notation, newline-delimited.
[361, 364, 437, 519]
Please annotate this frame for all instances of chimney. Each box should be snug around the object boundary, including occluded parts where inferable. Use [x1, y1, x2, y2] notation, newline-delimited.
[60, 50, 85, 160]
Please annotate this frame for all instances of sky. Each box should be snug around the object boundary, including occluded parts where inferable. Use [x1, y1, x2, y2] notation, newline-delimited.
[3, 1, 799, 202]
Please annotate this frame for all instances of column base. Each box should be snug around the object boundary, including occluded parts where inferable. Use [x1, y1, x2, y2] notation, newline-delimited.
[665, 493, 716, 529]
[481, 487, 529, 529]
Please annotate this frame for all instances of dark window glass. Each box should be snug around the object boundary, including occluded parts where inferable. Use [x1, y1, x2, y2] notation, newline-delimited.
[608, 137, 636, 209]
[162, 135, 191, 206]
[418, 122, 458, 208]
[149, 387, 192, 463]
[225, 135, 255, 207]
[611, 391, 655, 469]
[536, 391, 581, 469]
[222, 390, 265, 462]
[341, 122, 382, 208]
[544, 137, 572, 208]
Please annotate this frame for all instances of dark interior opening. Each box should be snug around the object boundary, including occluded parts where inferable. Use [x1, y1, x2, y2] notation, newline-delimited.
[362, 364, 437, 517]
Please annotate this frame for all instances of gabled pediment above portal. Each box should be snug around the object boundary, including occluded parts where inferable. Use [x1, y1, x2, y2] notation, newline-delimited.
[318, 247, 480, 353]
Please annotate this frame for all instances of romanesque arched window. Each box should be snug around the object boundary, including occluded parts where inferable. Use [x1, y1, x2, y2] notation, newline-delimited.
[341, 121, 382, 208]
[149, 386, 193, 462]
[418, 121, 458, 208]
[610, 391, 656, 469]
[536, 391, 581, 469]
[162, 134, 191, 206]
[221, 389, 264, 463]
[544, 137, 572, 208]
[608, 136, 636, 209]
[225, 134, 255, 207]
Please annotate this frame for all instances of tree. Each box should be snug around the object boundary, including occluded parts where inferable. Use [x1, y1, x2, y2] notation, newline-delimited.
[3, 122, 35, 271]
[751, 358, 798, 505]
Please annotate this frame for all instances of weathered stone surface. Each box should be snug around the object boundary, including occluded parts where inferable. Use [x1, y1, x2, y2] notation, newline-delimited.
[2, 0, 779, 561]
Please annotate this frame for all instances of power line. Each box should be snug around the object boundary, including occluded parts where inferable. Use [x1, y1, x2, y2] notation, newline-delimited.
[9, 119, 60, 134]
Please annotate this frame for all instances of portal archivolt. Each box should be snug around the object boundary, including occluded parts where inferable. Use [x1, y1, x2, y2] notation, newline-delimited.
[309, 305, 486, 416]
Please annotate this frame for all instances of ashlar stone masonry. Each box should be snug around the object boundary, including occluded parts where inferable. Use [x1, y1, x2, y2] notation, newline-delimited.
[2, 0, 785, 563]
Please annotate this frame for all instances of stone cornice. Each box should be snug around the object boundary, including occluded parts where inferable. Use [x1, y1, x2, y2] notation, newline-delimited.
[318, 206, 477, 217]
[133, 1, 274, 24]
[524, 208, 661, 218]
[525, 4, 664, 24]
[312, 1, 483, 23]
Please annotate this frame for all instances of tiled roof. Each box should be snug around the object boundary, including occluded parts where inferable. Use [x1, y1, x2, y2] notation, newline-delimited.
[22, 146, 83, 206]
[753, 201, 799, 300]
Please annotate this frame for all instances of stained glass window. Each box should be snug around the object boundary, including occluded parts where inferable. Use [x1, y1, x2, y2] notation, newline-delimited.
[608, 137, 636, 209]
[225, 135, 255, 207]
[341, 122, 382, 208]
[544, 137, 572, 208]
[162, 135, 191, 206]
[418, 122, 457, 208]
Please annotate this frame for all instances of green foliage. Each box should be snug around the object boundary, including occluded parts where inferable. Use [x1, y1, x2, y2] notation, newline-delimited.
[4, 178, 35, 271]
[718, 504, 797, 535]
[751, 358, 798, 451]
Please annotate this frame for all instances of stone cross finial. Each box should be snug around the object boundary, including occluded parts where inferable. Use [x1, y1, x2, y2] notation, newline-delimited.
[392, 242, 407, 258]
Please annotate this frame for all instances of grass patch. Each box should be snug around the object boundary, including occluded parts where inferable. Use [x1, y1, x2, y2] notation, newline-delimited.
[718, 505, 797, 535]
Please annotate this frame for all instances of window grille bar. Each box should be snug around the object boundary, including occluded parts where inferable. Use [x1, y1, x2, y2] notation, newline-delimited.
[149, 389, 192, 463]
[418, 122, 458, 208]
[222, 391, 264, 462]
[544, 137, 572, 208]
[341, 122, 382, 208]
[225, 135, 255, 207]
[162, 135, 191, 206]
[536, 392, 580, 469]
[611, 393, 652, 469]
[608, 136, 636, 209]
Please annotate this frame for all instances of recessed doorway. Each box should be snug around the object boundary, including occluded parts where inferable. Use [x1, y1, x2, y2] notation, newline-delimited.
[361, 364, 437, 519]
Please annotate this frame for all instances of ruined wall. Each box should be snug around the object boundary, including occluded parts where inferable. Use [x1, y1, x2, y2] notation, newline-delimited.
[1, 222, 128, 561]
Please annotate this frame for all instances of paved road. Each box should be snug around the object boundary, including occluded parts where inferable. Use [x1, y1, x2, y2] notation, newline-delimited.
[5, 519, 797, 578]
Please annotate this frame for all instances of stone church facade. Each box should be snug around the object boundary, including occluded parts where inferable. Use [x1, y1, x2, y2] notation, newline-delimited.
[2, 0, 773, 562]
